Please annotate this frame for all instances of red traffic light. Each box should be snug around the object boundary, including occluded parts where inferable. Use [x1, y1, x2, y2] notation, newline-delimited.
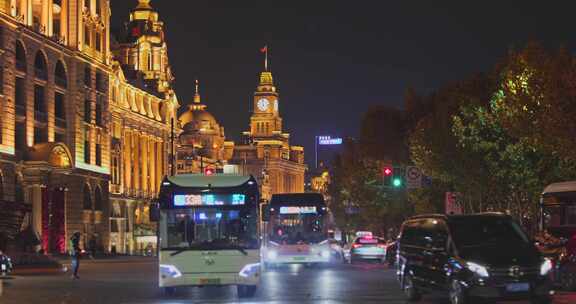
[382, 166, 393, 176]
[204, 167, 215, 176]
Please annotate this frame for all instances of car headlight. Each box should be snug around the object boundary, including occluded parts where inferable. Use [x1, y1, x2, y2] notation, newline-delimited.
[160, 264, 182, 278]
[466, 262, 489, 278]
[320, 250, 330, 259]
[540, 259, 553, 276]
[267, 250, 278, 260]
[239, 263, 260, 278]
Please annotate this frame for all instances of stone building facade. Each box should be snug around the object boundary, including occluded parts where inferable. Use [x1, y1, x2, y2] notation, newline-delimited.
[107, 0, 177, 254]
[0, 0, 177, 255]
[0, 0, 113, 253]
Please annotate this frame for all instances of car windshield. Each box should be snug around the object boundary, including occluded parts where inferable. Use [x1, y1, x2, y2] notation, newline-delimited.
[269, 213, 325, 244]
[449, 216, 529, 249]
[159, 207, 258, 250]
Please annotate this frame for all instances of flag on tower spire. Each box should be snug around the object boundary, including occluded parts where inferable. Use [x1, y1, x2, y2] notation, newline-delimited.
[260, 45, 268, 71]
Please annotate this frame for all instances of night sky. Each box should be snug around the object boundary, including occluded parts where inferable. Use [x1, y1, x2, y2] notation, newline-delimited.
[110, 1, 576, 166]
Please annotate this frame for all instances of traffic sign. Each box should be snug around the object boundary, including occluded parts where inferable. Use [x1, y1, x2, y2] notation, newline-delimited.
[445, 192, 463, 215]
[405, 166, 422, 189]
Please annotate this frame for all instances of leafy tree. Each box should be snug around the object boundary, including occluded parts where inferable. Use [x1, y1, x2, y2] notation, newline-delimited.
[408, 75, 495, 213]
[450, 43, 576, 220]
[491, 43, 576, 163]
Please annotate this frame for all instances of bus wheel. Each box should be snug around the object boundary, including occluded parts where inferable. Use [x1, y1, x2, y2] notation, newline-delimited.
[237, 285, 257, 298]
[162, 287, 176, 297]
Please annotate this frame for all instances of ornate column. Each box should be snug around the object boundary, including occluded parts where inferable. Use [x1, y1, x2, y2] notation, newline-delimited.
[60, 0, 68, 43]
[140, 134, 148, 195]
[30, 184, 43, 244]
[41, 0, 48, 33]
[149, 137, 156, 195]
[133, 131, 140, 193]
[18, 0, 27, 23]
[41, 0, 53, 36]
[155, 140, 162, 189]
[10, 0, 16, 16]
[123, 128, 132, 193]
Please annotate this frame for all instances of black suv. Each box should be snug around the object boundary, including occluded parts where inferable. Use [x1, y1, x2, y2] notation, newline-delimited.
[396, 213, 552, 304]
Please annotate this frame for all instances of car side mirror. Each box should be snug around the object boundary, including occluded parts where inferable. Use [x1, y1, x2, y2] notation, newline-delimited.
[261, 204, 270, 222]
[149, 201, 160, 222]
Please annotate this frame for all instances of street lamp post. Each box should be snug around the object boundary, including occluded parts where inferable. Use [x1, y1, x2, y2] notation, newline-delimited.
[315, 135, 318, 169]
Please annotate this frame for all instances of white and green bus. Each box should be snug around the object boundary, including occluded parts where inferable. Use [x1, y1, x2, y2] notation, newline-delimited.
[152, 174, 261, 298]
[261, 193, 331, 267]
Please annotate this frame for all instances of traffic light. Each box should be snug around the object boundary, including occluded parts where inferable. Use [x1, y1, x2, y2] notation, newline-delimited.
[204, 167, 215, 176]
[392, 167, 404, 189]
[392, 176, 402, 188]
[382, 166, 393, 187]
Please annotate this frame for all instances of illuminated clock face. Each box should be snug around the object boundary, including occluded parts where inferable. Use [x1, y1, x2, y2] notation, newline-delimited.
[257, 98, 269, 111]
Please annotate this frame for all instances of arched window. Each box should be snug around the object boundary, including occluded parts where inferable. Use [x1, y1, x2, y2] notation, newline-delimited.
[15, 41, 26, 72]
[34, 51, 47, 80]
[83, 184, 92, 210]
[94, 187, 103, 211]
[55, 60, 67, 88]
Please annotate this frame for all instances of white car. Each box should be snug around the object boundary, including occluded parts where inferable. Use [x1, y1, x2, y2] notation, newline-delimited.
[345, 236, 387, 264]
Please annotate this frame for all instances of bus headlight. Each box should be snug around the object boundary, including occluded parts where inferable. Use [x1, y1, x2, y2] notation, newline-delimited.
[239, 263, 260, 278]
[160, 264, 182, 278]
[267, 250, 278, 260]
[540, 259, 553, 276]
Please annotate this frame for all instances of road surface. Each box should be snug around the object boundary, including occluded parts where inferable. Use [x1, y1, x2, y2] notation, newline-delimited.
[1, 258, 575, 303]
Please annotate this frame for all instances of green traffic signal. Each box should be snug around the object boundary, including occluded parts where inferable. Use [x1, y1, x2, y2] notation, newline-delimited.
[393, 177, 402, 187]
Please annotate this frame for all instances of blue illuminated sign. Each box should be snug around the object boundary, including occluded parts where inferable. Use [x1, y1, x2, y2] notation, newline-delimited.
[318, 136, 343, 145]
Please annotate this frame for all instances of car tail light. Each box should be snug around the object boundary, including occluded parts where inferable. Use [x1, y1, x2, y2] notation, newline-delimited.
[352, 244, 362, 249]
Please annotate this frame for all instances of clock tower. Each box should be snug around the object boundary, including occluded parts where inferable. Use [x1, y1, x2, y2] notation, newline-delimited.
[250, 65, 283, 138]
[231, 48, 307, 199]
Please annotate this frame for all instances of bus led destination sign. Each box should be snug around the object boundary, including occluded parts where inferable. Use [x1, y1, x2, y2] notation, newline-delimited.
[279, 206, 317, 214]
[318, 136, 343, 145]
[173, 194, 246, 207]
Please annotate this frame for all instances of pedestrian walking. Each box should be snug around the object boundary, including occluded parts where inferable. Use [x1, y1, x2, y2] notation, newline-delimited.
[70, 232, 81, 279]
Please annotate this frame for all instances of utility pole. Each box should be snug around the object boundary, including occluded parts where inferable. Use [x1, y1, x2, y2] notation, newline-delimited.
[170, 118, 175, 176]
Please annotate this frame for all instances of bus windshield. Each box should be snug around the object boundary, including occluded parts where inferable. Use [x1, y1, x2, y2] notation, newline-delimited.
[159, 207, 258, 250]
[269, 211, 325, 244]
[542, 192, 576, 227]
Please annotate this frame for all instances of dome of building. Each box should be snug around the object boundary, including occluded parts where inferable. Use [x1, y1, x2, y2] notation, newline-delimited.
[178, 107, 194, 126]
[179, 80, 222, 135]
[193, 109, 217, 126]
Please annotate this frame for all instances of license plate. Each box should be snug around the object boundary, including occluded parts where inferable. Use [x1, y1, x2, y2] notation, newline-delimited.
[199, 278, 221, 285]
[293, 257, 305, 261]
[506, 283, 530, 292]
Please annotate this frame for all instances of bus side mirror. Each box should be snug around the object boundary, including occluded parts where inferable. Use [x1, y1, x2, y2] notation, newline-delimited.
[261, 204, 270, 222]
[150, 202, 160, 222]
